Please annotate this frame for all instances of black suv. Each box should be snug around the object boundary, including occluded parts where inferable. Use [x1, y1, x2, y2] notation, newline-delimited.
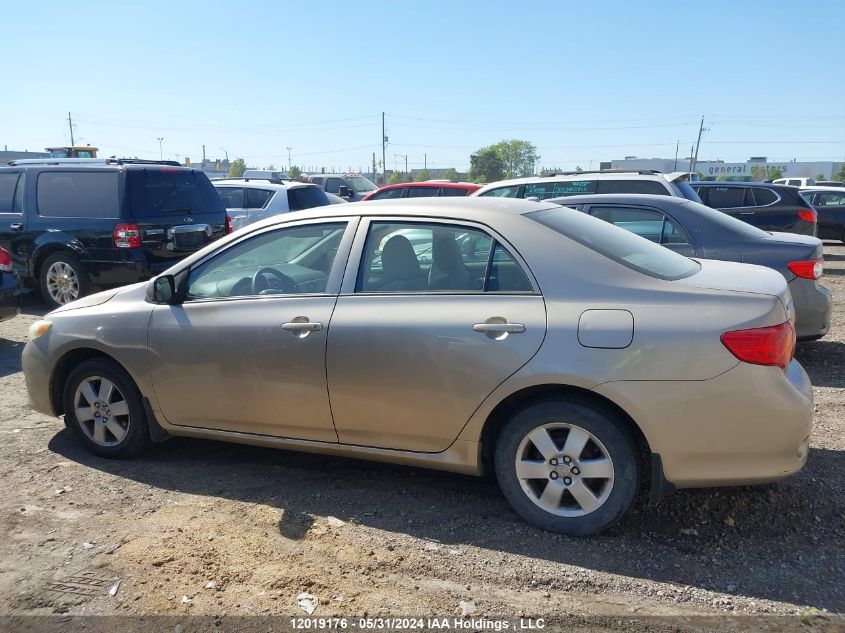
[691, 182, 817, 236]
[0, 159, 230, 307]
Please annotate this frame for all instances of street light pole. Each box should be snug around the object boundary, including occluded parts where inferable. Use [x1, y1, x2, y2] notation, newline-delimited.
[219, 147, 228, 161]
[156, 137, 164, 161]
[286, 147, 292, 170]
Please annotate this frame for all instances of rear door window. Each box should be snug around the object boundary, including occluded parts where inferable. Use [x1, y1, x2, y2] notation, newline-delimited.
[479, 185, 520, 197]
[705, 186, 748, 209]
[816, 192, 845, 206]
[596, 179, 669, 195]
[246, 188, 274, 209]
[128, 169, 224, 216]
[0, 173, 21, 213]
[406, 187, 440, 198]
[588, 206, 689, 245]
[216, 187, 245, 208]
[370, 187, 406, 200]
[37, 171, 119, 218]
[440, 187, 470, 197]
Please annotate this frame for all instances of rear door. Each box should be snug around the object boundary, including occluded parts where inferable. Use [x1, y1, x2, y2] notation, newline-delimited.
[326, 218, 546, 452]
[215, 185, 248, 229]
[127, 167, 228, 271]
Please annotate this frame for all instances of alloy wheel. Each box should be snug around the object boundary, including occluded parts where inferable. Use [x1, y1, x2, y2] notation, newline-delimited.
[73, 376, 131, 446]
[515, 422, 615, 517]
[46, 261, 80, 305]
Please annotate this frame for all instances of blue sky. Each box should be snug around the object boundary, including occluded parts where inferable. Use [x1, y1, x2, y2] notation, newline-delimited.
[2, 0, 844, 172]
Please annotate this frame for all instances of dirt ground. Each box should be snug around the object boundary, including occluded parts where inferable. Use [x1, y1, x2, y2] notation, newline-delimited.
[0, 245, 843, 632]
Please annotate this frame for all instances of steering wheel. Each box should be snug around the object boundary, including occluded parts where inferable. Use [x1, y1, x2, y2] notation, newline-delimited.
[251, 267, 298, 294]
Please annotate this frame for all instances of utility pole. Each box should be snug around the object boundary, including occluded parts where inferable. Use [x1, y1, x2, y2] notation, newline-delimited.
[688, 144, 695, 175]
[424, 153, 427, 171]
[156, 137, 164, 161]
[674, 140, 679, 171]
[691, 116, 707, 175]
[372, 152, 377, 183]
[381, 112, 387, 186]
[286, 147, 292, 170]
[67, 112, 75, 145]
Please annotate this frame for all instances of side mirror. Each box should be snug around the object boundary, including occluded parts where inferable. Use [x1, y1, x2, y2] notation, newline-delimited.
[150, 275, 175, 303]
[337, 185, 351, 198]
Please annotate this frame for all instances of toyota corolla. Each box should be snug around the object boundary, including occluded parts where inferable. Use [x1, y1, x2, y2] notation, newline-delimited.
[22, 198, 812, 535]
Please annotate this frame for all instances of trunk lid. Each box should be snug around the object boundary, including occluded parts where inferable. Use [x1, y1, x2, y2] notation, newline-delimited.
[126, 167, 228, 270]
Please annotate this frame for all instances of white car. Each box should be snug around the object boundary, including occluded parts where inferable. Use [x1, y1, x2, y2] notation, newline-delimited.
[773, 177, 816, 187]
[472, 170, 701, 202]
[214, 179, 331, 230]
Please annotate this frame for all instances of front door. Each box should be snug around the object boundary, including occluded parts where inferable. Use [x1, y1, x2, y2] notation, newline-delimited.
[327, 219, 546, 452]
[147, 220, 353, 442]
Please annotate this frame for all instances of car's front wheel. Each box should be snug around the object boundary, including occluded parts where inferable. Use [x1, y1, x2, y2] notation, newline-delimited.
[63, 359, 151, 458]
[494, 398, 640, 535]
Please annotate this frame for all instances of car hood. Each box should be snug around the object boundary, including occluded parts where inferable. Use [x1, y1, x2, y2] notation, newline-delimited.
[49, 282, 147, 315]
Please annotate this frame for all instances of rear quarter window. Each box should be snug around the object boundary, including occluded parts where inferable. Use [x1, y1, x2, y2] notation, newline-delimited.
[287, 186, 332, 211]
[752, 187, 778, 206]
[596, 179, 669, 195]
[37, 171, 120, 218]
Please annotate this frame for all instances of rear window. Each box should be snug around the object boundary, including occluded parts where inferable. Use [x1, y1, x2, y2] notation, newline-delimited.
[528, 207, 701, 281]
[752, 187, 778, 206]
[287, 186, 332, 211]
[673, 180, 703, 203]
[440, 187, 471, 197]
[37, 171, 120, 218]
[128, 169, 224, 216]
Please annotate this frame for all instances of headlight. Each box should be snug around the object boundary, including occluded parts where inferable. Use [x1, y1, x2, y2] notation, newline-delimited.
[28, 320, 53, 340]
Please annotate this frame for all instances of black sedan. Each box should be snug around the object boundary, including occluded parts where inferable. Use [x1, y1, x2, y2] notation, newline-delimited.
[548, 194, 832, 341]
[0, 246, 21, 322]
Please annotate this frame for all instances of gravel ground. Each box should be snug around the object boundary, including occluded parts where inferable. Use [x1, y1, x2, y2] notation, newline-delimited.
[0, 246, 843, 632]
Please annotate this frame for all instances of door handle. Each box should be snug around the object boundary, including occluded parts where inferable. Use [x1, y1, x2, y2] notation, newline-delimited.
[473, 322, 525, 333]
[282, 320, 323, 334]
[10, 223, 23, 232]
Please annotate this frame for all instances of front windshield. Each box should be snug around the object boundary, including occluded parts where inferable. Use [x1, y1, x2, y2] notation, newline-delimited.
[346, 176, 377, 192]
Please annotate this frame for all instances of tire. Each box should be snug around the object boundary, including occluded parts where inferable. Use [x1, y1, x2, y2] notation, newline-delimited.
[62, 359, 151, 458]
[39, 251, 91, 308]
[494, 398, 640, 536]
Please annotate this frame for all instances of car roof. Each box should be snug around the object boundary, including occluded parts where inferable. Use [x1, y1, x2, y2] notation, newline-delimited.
[213, 179, 316, 190]
[245, 197, 558, 231]
[800, 186, 845, 192]
[473, 171, 688, 194]
[376, 182, 480, 191]
[545, 193, 690, 207]
[693, 181, 796, 190]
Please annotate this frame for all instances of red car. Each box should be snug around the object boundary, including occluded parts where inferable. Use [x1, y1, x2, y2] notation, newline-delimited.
[362, 181, 481, 201]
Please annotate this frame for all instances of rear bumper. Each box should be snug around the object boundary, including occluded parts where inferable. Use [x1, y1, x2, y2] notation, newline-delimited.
[593, 359, 812, 488]
[0, 273, 21, 322]
[790, 278, 832, 340]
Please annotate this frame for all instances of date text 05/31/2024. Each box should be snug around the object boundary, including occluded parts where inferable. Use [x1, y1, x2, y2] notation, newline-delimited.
[290, 617, 546, 630]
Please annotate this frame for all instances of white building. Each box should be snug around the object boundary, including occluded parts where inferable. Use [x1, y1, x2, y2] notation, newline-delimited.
[605, 156, 843, 181]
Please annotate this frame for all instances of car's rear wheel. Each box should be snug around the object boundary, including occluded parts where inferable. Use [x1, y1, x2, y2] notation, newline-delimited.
[63, 359, 150, 458]
[40, 252, 91, 308]
[494, 399, 639, 535]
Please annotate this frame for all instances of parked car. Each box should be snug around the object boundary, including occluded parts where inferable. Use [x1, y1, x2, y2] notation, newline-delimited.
[773, 177, 815, 187]
[546, 194, 831, 340]
[23, 198, 812, 536]
[308, 173, 378, 201]
[814, 181, 844, 188]
[213, 178, 332, 230]
[472, 170, 702, 202]
[0, 159, 230, 307]
[363, 181, 481, 201]
[0, 246, 21, 322]
[800, 187, 845, 243]
[242, 169, 289, 181]
[691, 182, 817, 237]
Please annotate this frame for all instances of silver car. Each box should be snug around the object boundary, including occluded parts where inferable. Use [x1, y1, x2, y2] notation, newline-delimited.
[22, 198, 813, 535]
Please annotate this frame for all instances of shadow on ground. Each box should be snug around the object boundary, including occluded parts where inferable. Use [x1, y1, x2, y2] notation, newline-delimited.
[795, 339, 845, 388]
[49, 428, 844, 612]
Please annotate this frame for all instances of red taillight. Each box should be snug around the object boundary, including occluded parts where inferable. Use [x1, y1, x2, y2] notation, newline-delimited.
[225, 214, 234, 234]
[787, 259, 823, 280]
[798, 209, 817, 223]
[720, 321, 795, 370]
[0, 247, 11, 272]
[113, 223, 141, 249]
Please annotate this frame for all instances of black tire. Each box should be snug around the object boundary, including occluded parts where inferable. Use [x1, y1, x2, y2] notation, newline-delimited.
[39, 251, 91, 308]
[63, 359, 151, 458]
[494, 398, 640, 536]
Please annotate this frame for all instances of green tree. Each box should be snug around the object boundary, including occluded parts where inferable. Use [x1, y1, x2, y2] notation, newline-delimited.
[227, 158, 247, 178]
[266, 163, 276, 170]
[388, 170, 404, 185]
[468, 146, 505, 183]
[414, 169, 431, 182]
[834, 163, 845, 181]
[751, 165, 767, 182]
[289, 165, 302, 179]
[767, 166, 784, 180]
[716, 174, 728, 181]
[488, 139, 540, 178]
[442, 167, 459, 182]
[575, 165, 584, 173]
[816, 173, 825, 181]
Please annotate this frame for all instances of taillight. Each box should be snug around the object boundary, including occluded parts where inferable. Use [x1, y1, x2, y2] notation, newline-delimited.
[720, 321, 795, 370]
[0, 247, 12, 272]
[798, 209, 817, 223]
[113, 223, 141, 248]
[225, 214, 234, 234]
[787, 259, 823, 280]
